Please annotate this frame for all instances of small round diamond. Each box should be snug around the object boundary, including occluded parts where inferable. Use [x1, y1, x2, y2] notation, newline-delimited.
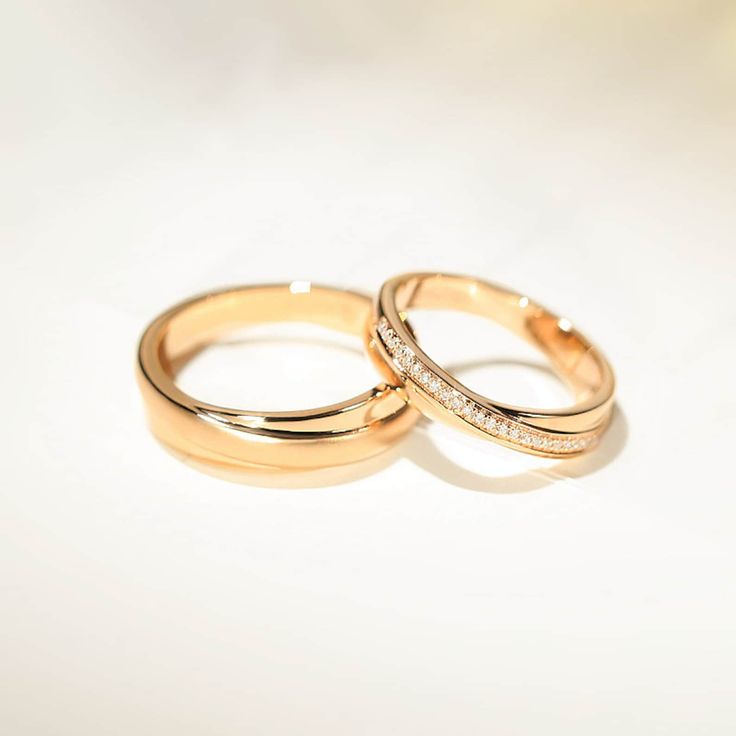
[449, 392, 464, 411]
[396, 347, 415, 370]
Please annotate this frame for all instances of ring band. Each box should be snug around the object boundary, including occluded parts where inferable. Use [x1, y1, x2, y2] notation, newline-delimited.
[368, 272, 615, 457]
[137, 283, 417, 471]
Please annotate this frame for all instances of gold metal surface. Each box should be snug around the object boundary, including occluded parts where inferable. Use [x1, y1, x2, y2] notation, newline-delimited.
[137, 284, 417, 472]
[367, 272, 616, 457]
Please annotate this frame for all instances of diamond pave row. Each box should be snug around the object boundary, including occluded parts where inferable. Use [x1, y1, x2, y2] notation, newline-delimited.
[376, 317, 598, 455]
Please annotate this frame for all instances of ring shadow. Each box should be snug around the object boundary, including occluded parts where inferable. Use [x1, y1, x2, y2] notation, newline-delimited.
[163, 337, 627, 493]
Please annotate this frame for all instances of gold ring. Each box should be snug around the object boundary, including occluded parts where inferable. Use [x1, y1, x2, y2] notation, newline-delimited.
[368, 272, 615, 457]
[137, 283, 417, 471]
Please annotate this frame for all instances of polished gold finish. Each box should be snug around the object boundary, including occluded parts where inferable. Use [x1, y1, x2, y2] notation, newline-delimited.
[367, 273, 615, 457]
[137, 284, 417, 471]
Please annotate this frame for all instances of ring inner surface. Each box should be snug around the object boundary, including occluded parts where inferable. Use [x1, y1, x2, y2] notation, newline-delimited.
[393, 274, 609, 403]
[159, 285, 370, 379]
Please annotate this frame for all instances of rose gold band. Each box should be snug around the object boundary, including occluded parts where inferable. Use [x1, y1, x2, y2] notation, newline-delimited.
[137, 283, 417, 471]
[367, 272, 615, 457]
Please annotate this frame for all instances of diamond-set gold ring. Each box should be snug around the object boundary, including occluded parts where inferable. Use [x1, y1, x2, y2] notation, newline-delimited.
[367, 272, 615, 458]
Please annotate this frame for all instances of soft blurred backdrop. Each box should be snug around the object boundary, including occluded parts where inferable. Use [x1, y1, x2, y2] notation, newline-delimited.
[2, 2, 735, 734]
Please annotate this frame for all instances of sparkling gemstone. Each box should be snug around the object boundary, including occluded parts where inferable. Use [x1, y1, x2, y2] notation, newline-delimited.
[396, 355, 412, 372]
[449, 393, 464, 410]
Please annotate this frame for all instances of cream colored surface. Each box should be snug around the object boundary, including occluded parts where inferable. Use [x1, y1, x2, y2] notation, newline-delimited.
[2, 2, 735, 734]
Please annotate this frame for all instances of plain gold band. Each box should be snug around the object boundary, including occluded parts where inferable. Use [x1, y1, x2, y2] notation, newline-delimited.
[368, 272, 615, 457]
[137, 284, 417, 471]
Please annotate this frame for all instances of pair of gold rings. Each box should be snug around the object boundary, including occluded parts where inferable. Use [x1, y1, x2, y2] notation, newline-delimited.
[137, 273, 615, 473]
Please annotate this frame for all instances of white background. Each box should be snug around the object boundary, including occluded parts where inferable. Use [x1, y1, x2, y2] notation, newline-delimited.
[2, 2, 735, 734]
